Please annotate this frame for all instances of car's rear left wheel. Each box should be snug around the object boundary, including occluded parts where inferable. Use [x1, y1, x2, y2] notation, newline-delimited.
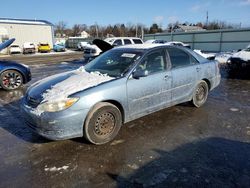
[0, 70, 23, 90]
[84, 102, 122, 145]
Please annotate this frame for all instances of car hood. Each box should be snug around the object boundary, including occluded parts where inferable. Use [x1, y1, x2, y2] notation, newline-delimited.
[27, 66, 115, 104]
[0, 38, 15, 51]
[92, 39, 113, 52]
[232, 50, 250, 61]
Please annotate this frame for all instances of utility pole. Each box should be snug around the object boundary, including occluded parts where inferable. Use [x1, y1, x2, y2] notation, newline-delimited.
[135, 23, 138, 37]
[206, 11, 209, 27]
[95, 22, 99, 38]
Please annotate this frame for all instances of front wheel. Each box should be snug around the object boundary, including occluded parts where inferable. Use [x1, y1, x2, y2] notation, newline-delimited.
[84, 102, 122, 145]
[0, 70, 23, 90]
[192, 81, 209, 108]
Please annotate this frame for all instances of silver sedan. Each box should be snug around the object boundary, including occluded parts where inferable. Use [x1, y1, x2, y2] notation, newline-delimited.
[21, 44, 221, 144]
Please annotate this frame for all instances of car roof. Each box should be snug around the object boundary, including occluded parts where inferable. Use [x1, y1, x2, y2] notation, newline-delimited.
[115, 43, 165, 50]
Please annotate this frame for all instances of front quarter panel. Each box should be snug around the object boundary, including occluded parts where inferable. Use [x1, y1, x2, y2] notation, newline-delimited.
[71, 77, 128, 121]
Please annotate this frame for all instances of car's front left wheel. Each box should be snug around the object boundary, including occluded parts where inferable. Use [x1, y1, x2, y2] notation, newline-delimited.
[0, 70, 23, 90]
[84, 102, 122, 145]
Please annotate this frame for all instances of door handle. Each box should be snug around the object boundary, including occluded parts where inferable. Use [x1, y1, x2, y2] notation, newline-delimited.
[196, 67, 201, 72]
[164, 75, 171, 80]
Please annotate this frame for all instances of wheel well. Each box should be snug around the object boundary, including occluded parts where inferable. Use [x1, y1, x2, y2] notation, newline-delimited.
[102, 100, 125, 123]
[202, 79, 211, 90]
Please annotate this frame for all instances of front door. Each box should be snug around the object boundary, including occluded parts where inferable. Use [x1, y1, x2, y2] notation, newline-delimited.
[126, 49, 172, 120]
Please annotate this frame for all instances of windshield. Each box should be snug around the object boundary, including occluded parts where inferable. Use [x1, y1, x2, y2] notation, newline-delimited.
[85, 49, 143, 77]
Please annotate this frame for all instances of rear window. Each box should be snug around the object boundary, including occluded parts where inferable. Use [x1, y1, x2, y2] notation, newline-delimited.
[133, 39, 143, 44]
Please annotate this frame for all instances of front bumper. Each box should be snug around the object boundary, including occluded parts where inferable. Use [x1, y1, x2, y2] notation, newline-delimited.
[21, 99, 89, 140]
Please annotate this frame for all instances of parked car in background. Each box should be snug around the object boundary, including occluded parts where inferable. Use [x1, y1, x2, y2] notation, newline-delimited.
[194, 49, 216, 60]
[83, 37, 143, 61]
[38, 43, 51, 53]
[53, 44, 66, 52]
[23, 42, 36, 54]
[145, 39, 168, 44]
[21, 44, 220, 144]
[77, 41, 91, 51]
[166, 41, 191, 48]
[9, 44, 21, 54]
[104, 37, 143, 46]
[0, 39, 31, 90]
[227, 44, 250, 76]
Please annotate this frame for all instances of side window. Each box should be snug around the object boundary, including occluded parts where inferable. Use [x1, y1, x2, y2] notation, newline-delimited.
[124, 39, 132, 45]
[167, 48, 191, 68]
[137, 50, 165, 75]
[113, 39, 122, 46]
[133, 39, 143, 44]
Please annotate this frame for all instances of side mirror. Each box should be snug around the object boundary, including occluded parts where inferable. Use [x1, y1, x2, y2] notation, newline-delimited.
[132, 68, 148, 79]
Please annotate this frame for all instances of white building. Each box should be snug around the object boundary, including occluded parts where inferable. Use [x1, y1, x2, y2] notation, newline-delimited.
[0, 18, 54, 54]
[80, 31, 90, 38]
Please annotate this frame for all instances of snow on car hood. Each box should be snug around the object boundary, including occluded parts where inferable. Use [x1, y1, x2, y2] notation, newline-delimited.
[232, 49, 250, 61]
[41, 67, 114, 103]
[28, 66, 114, 104]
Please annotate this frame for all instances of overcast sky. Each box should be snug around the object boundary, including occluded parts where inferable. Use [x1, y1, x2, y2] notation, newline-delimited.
[1, 0, 250, 27]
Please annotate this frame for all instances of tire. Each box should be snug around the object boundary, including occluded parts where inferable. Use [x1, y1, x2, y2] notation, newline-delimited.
[191, 81, 209, 108]
[0, 70, 23, 90]
[84, 102, 122, 145]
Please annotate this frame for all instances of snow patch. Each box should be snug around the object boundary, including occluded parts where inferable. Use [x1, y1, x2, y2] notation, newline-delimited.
[215, 52, 233, 64]
[44, 165, 69, 172]
[232, 50, 250, 61]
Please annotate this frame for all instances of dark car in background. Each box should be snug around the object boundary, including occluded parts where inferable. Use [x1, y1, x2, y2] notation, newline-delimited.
[0, 39, 31, 90]
[227, 45, 250, 77]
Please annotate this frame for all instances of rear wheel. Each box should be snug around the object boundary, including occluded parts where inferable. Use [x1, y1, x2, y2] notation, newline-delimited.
[192, 81, 209, 108]
[0, 70, 23, 90]
[84, 102, 122, 145]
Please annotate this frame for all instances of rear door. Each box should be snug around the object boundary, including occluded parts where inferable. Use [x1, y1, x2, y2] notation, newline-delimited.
[126, 49, 172, 119]
[167, 47, 199, 103]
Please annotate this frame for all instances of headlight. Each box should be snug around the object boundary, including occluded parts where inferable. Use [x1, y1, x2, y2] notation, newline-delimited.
[38, 97, 79, 112]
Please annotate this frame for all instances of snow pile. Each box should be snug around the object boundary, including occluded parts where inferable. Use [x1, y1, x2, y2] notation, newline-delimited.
[215, 52, 233, 64]
[42, 66, 114, 103]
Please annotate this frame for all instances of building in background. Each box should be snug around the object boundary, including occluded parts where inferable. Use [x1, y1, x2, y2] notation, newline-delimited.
[0, 18, 54, 54]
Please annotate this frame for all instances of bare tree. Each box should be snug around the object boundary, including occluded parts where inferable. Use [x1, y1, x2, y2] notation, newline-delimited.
[55, 21, 67, 36]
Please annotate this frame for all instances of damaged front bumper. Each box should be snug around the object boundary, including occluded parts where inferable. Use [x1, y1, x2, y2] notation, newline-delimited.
[21, 98, 89, 140]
